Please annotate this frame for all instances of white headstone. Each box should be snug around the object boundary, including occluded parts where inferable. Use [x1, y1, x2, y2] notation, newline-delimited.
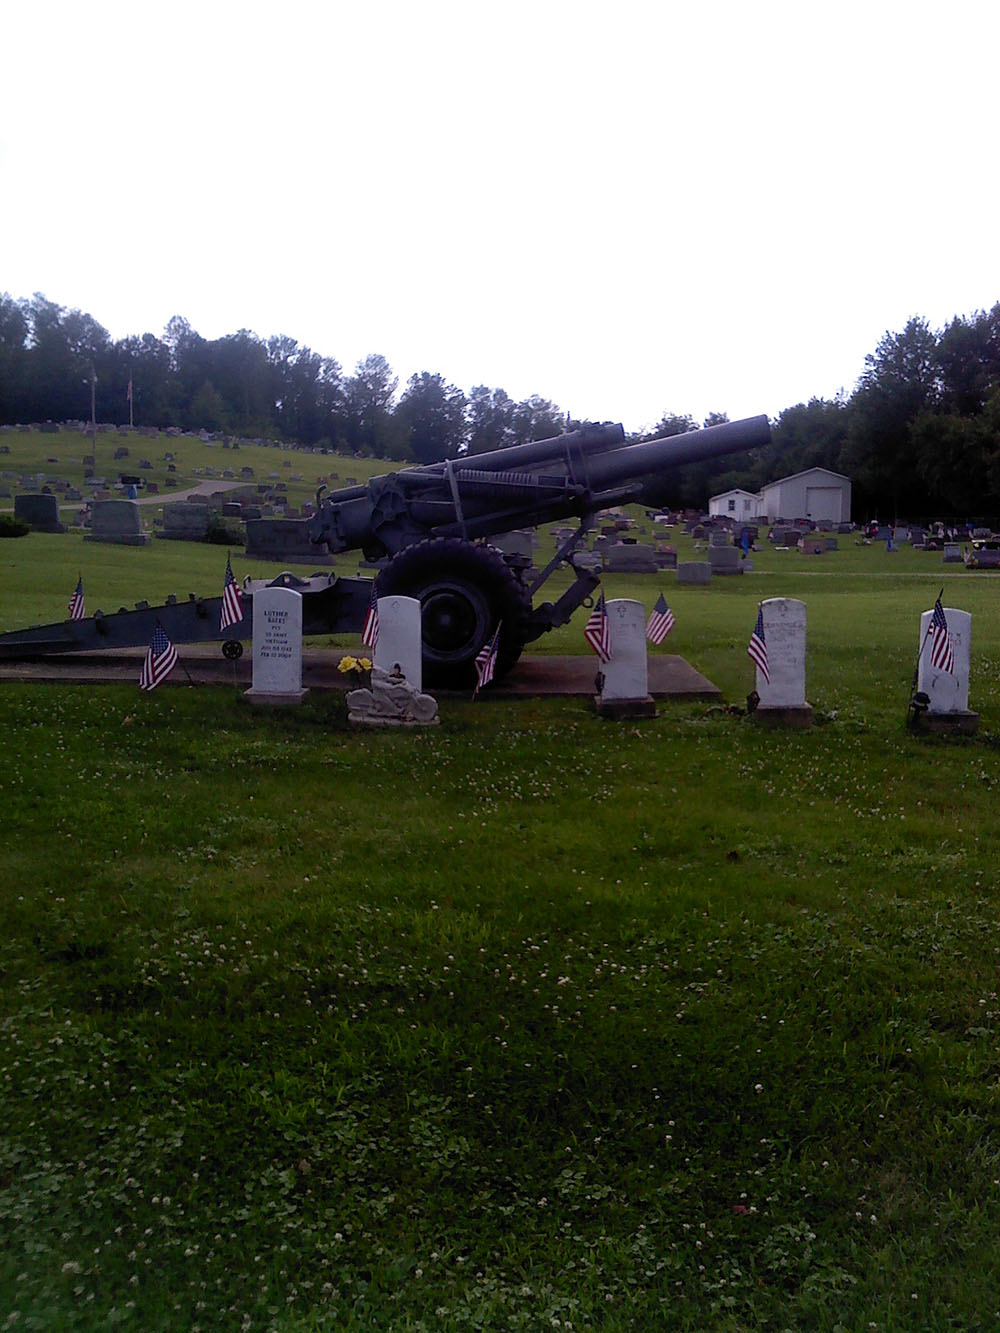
[373, 595, 423, 692]
[755, 598, 807, 708]
[917, 606, 971, 713]
[250, 585, 304, 699]
[600, 599, 649, 702]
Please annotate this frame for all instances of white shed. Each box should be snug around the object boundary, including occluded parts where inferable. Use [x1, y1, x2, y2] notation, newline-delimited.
[758, 468, 851, 524]
[707, 488, 761, 521]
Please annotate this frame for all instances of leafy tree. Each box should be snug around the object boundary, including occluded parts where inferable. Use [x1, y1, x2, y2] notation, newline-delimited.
[344, 354, 400, 458]
[750, 397, 849, 490]
[112, 332, 174, 427]
[935, 305, 1000, 416]
[842, 316, 938, 518]
[397, 372, 467, 464]
[190, 381, 229, 432]
[641, 412, 698, 441]
[510, 394, 563, 445]
[466, 385, 515, 455]
[0, 293, 29, 422]
[22, 294, 110, 422]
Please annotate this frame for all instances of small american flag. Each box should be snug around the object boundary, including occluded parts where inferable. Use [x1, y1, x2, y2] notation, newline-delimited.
[646, 593, 675, 644]
[927, 598, 955, 674]
[747, 604, 770, 684]
[584, 594, 612, 662]
[474, 621, 502, 696]
[139, 625, 178, 691]
[220, 554, 244, 631]
[68, 576, 85, 621]
[361, 583, 379, 650]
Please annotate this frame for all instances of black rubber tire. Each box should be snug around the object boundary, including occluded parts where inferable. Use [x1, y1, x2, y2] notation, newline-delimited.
[376, 538, 531, 688]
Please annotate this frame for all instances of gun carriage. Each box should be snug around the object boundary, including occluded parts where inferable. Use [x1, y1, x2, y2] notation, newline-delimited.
[0, 415, 770, 686]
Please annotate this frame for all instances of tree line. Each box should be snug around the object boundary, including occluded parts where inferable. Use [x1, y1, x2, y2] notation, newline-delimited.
[2, 292, 998, 519]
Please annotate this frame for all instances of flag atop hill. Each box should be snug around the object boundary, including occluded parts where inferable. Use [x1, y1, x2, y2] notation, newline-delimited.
[747, 604, 770, 684]
[220, 554, 244, 631]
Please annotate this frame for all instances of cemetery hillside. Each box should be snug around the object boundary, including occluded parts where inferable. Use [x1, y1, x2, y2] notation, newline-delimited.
[5, 419, 1000, 1327]
[4, 291, 1000, 519]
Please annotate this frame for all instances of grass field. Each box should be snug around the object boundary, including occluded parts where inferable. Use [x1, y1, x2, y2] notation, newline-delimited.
[3, 434, 1000, 1329]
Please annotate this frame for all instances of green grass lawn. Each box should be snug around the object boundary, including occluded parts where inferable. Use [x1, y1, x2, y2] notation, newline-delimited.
[4, 437, 1000, 1329]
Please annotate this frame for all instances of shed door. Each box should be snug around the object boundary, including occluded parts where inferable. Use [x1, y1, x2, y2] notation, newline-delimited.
[805, 486, 841, 521]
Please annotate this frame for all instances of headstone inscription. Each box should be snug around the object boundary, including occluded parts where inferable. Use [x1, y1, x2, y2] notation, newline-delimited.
[596, 599, 655, 719]
[246, 585, 305, 705]
[84, 499, 150, 545]
[14, 493, 65, 533]
[751, 597, 812, 727]
[372, 595, 423, 692]
[676, 561, 712, 585]
[245, 518, 333, 563]
[915, 606, 977, 732]
[160, 503, 210, 541]
[707, 545, 742, 574]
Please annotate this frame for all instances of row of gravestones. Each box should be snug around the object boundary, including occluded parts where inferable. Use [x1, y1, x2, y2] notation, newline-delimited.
[12, 492, 336, 563]
[240, 592, 977, 732]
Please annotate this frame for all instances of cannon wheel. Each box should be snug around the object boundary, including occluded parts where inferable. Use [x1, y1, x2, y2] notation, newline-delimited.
[376, 537, 530, 688]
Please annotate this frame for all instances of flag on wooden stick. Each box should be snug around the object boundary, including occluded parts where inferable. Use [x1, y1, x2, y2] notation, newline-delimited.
[584, 594, 612, 662]
[68, 576, 85, 621]
[220, 554, 244, 631]
[474, 622, 502, 697]
[139, 625, 178, 691]
[361, 583, 379, 650]
[645, 593, 675, 644]
[927, 597, 955, 674]
[747, 604, 770, 684]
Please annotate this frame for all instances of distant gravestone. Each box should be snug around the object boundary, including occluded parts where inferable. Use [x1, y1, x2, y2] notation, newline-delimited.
[596, 599, 655, 719]
[373, 595, 423, 692]
[14, 493, 65, 533]
[751, 597, 812, 727]
[707, 545, 743, 574]
[943, 543, 963, 563]
[246, 584, 305, 704]
[676, 561, 712, 585]
[245, 518, 333, 563]
[160, 502, 210, 541]
[85, 499, 150, 545]
[915, 606, 977, 732]
[772, 526, 800, 547]
[603, 544, 659, 574]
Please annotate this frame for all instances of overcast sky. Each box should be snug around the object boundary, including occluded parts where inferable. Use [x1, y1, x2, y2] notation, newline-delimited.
[3, 0, 998, 433]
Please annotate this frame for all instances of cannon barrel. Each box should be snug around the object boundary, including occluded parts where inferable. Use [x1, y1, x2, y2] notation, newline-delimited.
[309, 414, 770, 556]
[583, 414, 771, 491]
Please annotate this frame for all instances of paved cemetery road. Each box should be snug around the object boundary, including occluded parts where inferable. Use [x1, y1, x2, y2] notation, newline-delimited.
[0, 647, 721, 699]
[131, 480, 246, 505]
[1, 481, 249, 515]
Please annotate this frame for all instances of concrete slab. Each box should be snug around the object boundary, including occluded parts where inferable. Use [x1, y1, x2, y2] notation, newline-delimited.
[0, 647, 721, 698]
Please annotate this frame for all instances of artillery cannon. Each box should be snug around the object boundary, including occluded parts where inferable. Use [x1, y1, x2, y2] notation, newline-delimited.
[0, 414, 770, 686]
